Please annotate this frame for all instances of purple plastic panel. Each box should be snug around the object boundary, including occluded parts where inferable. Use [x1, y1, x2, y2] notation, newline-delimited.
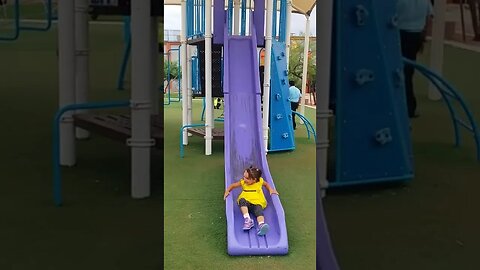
[213, 0, 225, 44]
[253, 0, 265, 46]
[223, 24, 288, 256]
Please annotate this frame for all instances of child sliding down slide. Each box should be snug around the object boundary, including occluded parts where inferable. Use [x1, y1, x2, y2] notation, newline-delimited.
[224, 166, 279, 236]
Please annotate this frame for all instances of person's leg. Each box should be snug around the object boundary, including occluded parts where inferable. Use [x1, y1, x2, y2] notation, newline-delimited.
[238, 198, 254, 230]
[476, 0, 480, 40]
[468, 0, 480, 40]
[400, 30, 420, 117]
[291, 102, 299, 129]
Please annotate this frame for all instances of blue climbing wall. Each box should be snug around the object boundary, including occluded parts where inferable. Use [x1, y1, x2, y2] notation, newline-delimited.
[269, 40, 295, 152]
[331, 0, 413, 186]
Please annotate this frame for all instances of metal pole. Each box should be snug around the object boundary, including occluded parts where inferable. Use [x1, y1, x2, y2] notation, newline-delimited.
[285, 0, 292, 66]
[151, 16, 159, 115]
[428, 0, 446, 101]
[460, 0, 466, 42]
[300, 15, 310, 117]
[263, 0, 273, 153]
[317, 0, 333, 195]
[187, 45, 193, 129]
[58, 0, 76, 166]
[75, 0, 90, 139]
[234, 0, 240, 35]
[130, 0, 153, 198]
[205, 0, 213, 155]
[181, 0, 189, 145]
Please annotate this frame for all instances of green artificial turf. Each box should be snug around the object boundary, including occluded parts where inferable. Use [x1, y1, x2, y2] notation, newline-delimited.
[1, 24, 163, 269]
[163, 101, 317, 269]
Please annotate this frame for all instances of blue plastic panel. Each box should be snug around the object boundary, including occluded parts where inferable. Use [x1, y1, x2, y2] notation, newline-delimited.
[332, 0, 413, 184]
[269, 41, 295, 152]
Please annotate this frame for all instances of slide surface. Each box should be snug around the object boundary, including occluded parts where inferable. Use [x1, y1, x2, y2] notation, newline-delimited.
[223, 29, 288, 256]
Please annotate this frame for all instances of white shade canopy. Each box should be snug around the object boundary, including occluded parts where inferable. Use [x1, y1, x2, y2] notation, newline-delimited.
[163, 0, 316, 15]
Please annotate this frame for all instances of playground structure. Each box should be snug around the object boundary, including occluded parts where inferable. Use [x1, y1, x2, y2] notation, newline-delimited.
[47, 1, 162, 205]
[167, 0, 326, 259]
[175, 0, 316, 155]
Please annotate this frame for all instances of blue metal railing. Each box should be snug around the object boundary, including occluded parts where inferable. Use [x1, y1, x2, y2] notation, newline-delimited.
[278, 0, 287, 42]
[117, 17, 131, 90]
[165, 48, 182, 105]
[270, 0, 288, 42]
[191, 56, 201, 95]
[180, 124, 207, 158]
[53, 101, 130, 206]
[293, 111, 316, 141]
[272, 0, 278, 38]
[0, 0, 20, 41]
[240, 0, 247, 35]
[403, 58, 480, 161]
[187, 0, 206, 38]
[20, 0, 53, 31]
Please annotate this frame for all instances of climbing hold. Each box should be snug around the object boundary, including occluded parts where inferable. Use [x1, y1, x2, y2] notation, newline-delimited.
[355, 5, 369, 26]
[375, 128, 392, 145]
[282, 133, 289, 139]
[275, 93, 281, 100]
[284, 70, 288, 76]
[390, 15, 398, 28]
[281, 79, 286, 85]
[355, 69, 375, 86]
[276, 114, 283, 120]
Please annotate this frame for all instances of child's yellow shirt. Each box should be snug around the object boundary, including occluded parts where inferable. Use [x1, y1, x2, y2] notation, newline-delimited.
[237, 177, 267, 209]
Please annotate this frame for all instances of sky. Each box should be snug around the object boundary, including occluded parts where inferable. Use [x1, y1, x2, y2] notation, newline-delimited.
[164, 5, 316, 36]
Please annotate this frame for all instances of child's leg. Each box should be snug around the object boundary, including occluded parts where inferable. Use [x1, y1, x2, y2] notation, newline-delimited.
[256, 215, 265, 224]
[238, 199, 254, 230]
[238, 198, 251, 218]
[253, 205, 269, 236]
[252, 205, 265, 225]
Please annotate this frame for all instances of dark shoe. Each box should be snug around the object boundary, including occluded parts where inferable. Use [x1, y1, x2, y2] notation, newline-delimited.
[257, 223, 270, 236]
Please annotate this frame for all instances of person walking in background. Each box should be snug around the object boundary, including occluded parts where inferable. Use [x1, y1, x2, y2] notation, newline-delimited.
[397, 0, 434, 118]
[466, 0, 480, 41]
[288, 80, 301, 130]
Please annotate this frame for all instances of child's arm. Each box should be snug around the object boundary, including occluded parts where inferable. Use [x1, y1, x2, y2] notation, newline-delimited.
[263, 181, 279, 195]
[224, 181, 241, 200]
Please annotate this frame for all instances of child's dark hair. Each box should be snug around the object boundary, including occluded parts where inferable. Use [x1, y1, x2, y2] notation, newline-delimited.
[289, 80, 295, 87]
[245, 165, 262, 182]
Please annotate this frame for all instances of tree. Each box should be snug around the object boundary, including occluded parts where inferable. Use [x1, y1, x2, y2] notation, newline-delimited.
[164, 60, 181, 81]
[288, 38, 316, 91]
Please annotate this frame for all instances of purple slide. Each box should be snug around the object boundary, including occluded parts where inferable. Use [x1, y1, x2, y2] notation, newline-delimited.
[223, 26, 288, 256]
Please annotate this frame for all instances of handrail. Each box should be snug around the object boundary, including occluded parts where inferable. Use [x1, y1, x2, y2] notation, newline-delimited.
[0, 0, 20, 41]
[20, 0, 53, 31]
[403, 58, 480, 161]
[164, 48, 182, 104]
[293, 111, 316, 141]
[53, 101, 130, 206]
[180, 124, 207, 158]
